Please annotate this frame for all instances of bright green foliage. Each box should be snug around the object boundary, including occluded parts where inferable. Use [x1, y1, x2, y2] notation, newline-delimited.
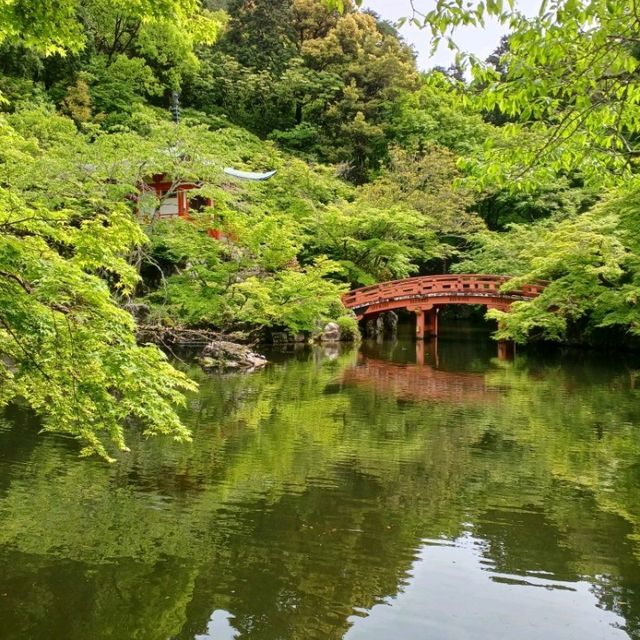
[86, 55, 162, 126]
[132, 116, 451, 324]
[229, 258, 348, 333]
[453, 223, 546, 277]
[0, 0, 226, 120]
[388, 73, 490, 155]
[305, 202, 440, 285]
[459, 179, 640, 344]
[336, 314, 359, 339]
[0, 0, 224, 62]
[81, 0, 224, 102]
[414, 0, 640, 188]
[146, 217, 232, 326]
[0, 112, 195, 459]
[361, 146, 480, 245]
[90, 119, 354, 334]
[147, 216, 349, 333]
[492, 212, 628, 342]
[0, 0, 84, 55]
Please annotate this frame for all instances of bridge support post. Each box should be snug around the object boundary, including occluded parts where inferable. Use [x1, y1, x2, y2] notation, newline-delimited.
[414, 307, 439, 340]
[415, 310, 426, 340]
[495, 313, 515, 360]
[426, 308, 439, 338]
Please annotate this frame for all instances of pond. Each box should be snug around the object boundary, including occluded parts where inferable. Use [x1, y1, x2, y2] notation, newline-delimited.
[1, 322, 640, 639]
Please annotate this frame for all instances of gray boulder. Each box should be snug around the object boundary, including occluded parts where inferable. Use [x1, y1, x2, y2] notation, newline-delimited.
[383, 311, 399, 334]
[200, 341, 268, 372]
[320, 322, 341, 342]
[272, 331, 307, 344]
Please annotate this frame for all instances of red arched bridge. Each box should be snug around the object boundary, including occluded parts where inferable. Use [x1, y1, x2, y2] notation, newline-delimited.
[342, 274, 544, 339]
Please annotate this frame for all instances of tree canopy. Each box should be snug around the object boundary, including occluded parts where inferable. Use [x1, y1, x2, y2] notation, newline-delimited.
[3, 0, 640, 455]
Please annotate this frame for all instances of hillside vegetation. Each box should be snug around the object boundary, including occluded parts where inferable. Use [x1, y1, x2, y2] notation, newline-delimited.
[2, 0, 640, 455]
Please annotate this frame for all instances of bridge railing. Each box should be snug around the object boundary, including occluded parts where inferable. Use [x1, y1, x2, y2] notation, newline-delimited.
[342, 274, 544, 311]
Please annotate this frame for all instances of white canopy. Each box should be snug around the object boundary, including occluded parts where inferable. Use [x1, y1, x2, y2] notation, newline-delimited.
[223, 168, 277, 181]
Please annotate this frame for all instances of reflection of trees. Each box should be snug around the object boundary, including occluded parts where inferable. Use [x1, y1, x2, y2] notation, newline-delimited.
[1, 347, 640, 638]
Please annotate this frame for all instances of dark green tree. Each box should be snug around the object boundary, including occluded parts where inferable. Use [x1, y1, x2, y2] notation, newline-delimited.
[222, 0, 297, 73]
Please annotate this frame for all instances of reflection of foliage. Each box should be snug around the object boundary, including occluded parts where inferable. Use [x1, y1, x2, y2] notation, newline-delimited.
[2, 347, 640, 637]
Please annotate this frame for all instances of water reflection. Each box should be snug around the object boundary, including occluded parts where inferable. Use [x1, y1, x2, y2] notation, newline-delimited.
[1, 330, 640, 639]
[346, 538, 629, 640]
[197, 610, 240, 640]
[343, 342, 498, 404]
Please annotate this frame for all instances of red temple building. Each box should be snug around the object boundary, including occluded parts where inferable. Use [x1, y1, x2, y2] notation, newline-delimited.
[138, 168, 276, 240]
[139, 174, 213, 220]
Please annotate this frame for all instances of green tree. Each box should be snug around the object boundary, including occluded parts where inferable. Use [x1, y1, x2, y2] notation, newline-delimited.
[184, 1, 417, 181]
[361, 145, 479, 253]
[413, 0, 640, 187]
[85, 54, 162, 126]
[297, 9, 418, 180]
[304, 201, 441, 285]
[387, 73, 490, 155]
[458, 182, 640, 344]
[0, 0, 85, 55]
[0, 109, 195, 459]
[222, 0, 297, 73]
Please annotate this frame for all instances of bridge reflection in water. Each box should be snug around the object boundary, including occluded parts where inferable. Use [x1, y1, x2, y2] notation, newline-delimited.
[342, 339, 502, 405]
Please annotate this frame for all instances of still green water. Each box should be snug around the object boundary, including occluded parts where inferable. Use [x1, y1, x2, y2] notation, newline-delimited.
[2, 324, 640, 639]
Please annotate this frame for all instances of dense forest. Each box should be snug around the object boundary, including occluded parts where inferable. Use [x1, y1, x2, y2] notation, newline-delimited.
[1, 0, 639, 456]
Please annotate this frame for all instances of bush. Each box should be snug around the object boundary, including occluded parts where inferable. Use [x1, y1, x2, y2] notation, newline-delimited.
[336, 315, 361, 342]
